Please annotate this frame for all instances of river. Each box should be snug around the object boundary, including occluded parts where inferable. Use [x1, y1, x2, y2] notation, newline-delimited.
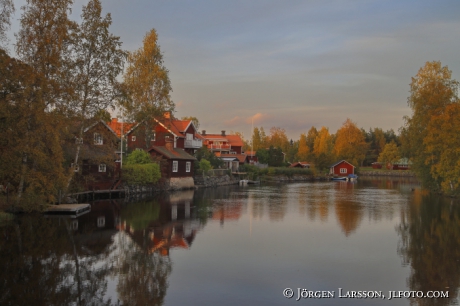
[1, 177, 459, 305]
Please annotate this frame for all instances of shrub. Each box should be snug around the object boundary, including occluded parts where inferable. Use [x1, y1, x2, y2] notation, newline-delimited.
[122, 163, 161, 186]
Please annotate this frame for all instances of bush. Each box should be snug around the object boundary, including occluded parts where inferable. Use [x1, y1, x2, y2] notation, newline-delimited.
[122, 163, 161, 186]
[125, 150, 151, 165]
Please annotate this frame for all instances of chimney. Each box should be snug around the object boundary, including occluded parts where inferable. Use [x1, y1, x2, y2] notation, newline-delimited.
[164, 111, 171, 120]
[202, 130, 206, 135]
[165, 137, 174, 151]
[221, 130, 226, 136]
[112, 118, 118, 123]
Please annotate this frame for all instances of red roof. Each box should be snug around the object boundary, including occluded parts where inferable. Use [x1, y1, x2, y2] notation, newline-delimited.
[107, 118, 134, 137]
[200, 133, 244, 147]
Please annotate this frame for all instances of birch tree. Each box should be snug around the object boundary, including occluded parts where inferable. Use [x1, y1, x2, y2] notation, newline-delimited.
[65, 0, 125, 192]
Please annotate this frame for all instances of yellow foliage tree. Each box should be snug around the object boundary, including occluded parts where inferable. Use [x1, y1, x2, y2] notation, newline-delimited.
[378, 141, 400, 170]
[296, 133, 310, 161]
[334, 118, 368, 166]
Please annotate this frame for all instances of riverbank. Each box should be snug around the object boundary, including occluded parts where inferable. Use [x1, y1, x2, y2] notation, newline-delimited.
[358, 169, 415, 177]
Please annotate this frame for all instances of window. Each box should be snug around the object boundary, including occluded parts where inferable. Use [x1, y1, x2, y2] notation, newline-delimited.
[99, 164, 106, 172]
[97, 216, 106, 228]
[131, 136, 136, 142]
[186, 161, 191, 172]
[186, 133, 193, 140]
[172, 161, 178, 172]
[71, 163, 79, 172]
[94, 133, 103, 145]
[75, 137, 83, 144]
[340, 168, 347, 174]
[152, 132, 156, 141]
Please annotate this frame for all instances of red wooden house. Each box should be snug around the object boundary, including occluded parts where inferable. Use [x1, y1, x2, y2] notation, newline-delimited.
[70, 120, 121, 190]
[121, 112, 202, 155]
[329, 160, 355, 176]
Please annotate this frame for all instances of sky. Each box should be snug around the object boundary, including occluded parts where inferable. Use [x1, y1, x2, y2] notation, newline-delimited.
[6, 0, 460, 141]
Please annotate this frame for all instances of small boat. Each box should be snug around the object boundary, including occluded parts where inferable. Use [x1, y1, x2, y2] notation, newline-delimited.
[44, 203, 91, 218]
[348, 174, 358, 181]
[331, 177, 347, 181]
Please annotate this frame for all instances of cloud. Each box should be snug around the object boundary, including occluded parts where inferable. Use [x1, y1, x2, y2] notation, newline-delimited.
[246, 113, 269, 124]
[225, 116, 241, 126]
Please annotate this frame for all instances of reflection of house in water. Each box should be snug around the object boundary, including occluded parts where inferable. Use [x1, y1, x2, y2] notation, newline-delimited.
[212, 200, 244, 226]
[118, 190, 203, 256]
[70, 199, 122, 253]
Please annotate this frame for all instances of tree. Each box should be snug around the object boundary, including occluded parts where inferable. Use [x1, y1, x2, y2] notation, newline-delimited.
[0, 0, 14, 45]
[65, 0, 126, 192]
[424, 103, 460, 193]
[181, 116, 200, 130]
[252, 127, 267, 151]
[312, 127, 335, 170]
[267, 127, 289, 152]
[194, 146, 223, 169]
[378, 141, 400, 170]
[121, 29, 174, 123]
[305, 126, 318, 152]
[199, 159, 212, 172]
[296, 133, 310, 161]
[401, 61, 459, 190]
[334, 118, 368, 166]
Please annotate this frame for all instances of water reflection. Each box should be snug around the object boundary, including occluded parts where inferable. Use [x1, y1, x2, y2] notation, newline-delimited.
[396, 190, 460, 306]
[2, 179, 460, 305]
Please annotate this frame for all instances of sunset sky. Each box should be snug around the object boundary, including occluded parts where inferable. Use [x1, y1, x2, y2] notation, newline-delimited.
[7, 0, 460, 140]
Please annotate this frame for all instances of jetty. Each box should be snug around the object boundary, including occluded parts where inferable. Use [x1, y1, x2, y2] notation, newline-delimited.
[44, 204, 91, 218]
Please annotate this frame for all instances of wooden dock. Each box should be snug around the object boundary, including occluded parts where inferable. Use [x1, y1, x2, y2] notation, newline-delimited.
[44, 204, 91, 218]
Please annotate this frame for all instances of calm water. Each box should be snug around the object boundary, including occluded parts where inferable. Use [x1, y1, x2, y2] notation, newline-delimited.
[1, 177, 460, 306]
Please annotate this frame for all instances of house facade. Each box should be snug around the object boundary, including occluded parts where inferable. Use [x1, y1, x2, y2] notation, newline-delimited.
[148, 138, 196, 190]
[71, 120, 121, 190]
[329, 160, 355, 176]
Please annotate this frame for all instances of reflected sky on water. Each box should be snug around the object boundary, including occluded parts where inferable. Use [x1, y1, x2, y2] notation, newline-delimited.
[1, 177, 459, 306]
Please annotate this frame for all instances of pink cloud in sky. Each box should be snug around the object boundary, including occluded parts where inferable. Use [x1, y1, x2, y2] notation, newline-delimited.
[225, 116, 241, 126]
[246, 113, 269, 124]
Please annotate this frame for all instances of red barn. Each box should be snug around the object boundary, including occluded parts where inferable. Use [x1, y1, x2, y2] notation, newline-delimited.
[329, 160, 355, 176]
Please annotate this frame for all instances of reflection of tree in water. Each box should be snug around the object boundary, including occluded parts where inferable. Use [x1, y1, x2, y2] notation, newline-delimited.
[115, 232, 172, 306]
[0, 216, 112, 306]
[335, 200, 363, 237]
[397, 193, 460, 306]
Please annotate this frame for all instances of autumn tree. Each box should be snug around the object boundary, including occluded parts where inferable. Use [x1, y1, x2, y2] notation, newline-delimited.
[334, 118, 368, 167]
[251, 127, 267, 151]
[305, 126, 318, 152]
[312, 126, 335, 170]
[0, 0, 14, 45]
[65, 0, 125, 191]
[378, 141, 400, 170]
[121, 28, 173, 123]
[12, 0, 74, 204]
[424, 103, 460, 193]
[296, 133, 310, 162]
[401, 61, 459, 191]
[267, 126, 289, 152]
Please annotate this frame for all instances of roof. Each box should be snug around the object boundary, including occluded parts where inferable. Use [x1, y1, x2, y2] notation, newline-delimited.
[220, 153, 247, 163]
[200, 133, 244, 147]
[84, 120, 118, 138]
[148, 146, 196, 160]
[124, 117, 195, 139]
[245, 151, 256, 156]
[107, 118, 134, 137]
[289, 162, 311, 168]
[330, 160, 355, 168]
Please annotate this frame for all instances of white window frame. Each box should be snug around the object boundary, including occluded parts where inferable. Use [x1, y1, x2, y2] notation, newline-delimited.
[152, 132, 156, 141]
[131, 135, 136, 142]
[172, 161, 178, 172]
[99, 164, 106, 172]
[340, 168, 347, 174]
[186, 133, 193, 140]
[94, 133, 103, 145]
[186, 161, 191, 172]
[71, 163, 79, 172]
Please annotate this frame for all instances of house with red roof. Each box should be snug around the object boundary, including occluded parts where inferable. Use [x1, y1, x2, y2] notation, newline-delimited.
[196, 130, 247, 171]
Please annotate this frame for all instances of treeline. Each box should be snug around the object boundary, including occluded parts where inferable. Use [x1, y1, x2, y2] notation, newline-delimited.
[244, 121, 399, 171]
[0, 0, 172, 208]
